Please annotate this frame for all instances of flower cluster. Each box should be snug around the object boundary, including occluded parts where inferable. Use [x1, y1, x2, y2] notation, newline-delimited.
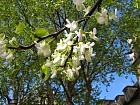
[36, 18, 99, 80]
[34, 7, 119, 80]
[0, 0, 119, 81]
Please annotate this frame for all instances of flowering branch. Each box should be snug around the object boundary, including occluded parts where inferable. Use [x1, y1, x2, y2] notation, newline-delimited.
[8, 0, 104, 50]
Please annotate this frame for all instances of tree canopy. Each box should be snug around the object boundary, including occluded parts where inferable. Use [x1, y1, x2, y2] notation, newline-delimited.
[0, 0, 140, 105]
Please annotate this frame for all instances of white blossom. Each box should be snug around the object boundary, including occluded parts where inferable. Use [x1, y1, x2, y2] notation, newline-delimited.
[96, 9, 108, 25]
[35, 41, 51, 57]
[50, 71, 57, 79]
[109, 9, 118, 22]
[79, 42, 85, 55]
[75, 29, 83, 42]
[73, 0, 85, 11]
[45, 60, 52, 67]
[127, 39, 133, 44]
[60, 55, 67, 66]
[90, 28, 100, 41]
[66, 68, 74, 80]
[65, 19, 78, 31]
[65, 66, 81, 80]
[53, 54, 61, 64]
[129, 52, 135, 63]
[56, 39, 67, 50]
[64, 33, 73, 43]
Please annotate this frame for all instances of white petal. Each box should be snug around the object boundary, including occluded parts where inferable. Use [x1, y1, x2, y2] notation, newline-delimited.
[127, 39, 132, 44]
[97, 16, 106, 24]
[53, 56, 61, 64]
[76, 4, 85, 11]
[51, 72, 57, 78]
[93, 28, 97, 35]
[102, 9, 108, 17]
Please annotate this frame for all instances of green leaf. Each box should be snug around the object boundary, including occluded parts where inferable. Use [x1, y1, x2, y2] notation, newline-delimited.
[15, 22, 25, 34]
[41, 65, 50, 81]
[0, 33, 5, 39]
[35, 28, 49, 37]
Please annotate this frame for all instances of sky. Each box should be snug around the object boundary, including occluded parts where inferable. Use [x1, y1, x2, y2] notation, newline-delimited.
[99, 73, 137, 99]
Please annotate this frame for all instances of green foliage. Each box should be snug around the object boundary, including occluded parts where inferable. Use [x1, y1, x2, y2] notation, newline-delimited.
[0, 0, 139, 105]
[35, 28, 49, 37]
[41, 64, 50, 81]
[15, 22, 25, 34]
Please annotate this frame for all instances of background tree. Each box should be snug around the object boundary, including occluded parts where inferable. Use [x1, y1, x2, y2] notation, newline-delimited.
[0, 0, 140, 105]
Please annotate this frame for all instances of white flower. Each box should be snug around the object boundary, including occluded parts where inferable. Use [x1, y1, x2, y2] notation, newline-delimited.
[65, 19, 78, 31]
[66, 66, 81, 80]
[109, 9, 118, 22]
[102, 9, 108, 17]
[64, 33, 73, 43]
[90, 42, 95, 47]
[35, 41, 51, 57]
[79, 54, 85, 60]
[129, 52, 135, 63]
[45, 60, 52, 67]
[75, 29, 83, 42]
[51, 71, 57, 79]
[97, 17, 106, 24]
[66, 68, 74, 80]
[79, 42, 85, 55]
[60, 55, 67, 66]
[79, 42, 95, 62]
[93, 28, 97, 35]
[127, 39, 132, 44]
[75, 66, 81, 76]
[53, 55, 61, 64]
[96, 9, 108, 25]
[73, 46, 79, 53]
[67, 41, 73, 46]
[73, 0, 85, 11]
[90, 28, 100, 41]
[57, 39, 67, 50]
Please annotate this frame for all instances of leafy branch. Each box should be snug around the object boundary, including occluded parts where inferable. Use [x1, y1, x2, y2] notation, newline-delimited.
[8, 0, 104, 50]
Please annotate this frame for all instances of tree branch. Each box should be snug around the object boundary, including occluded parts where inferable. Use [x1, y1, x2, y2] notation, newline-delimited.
[60, 79, 74, 105]
[8, 0, 104, 50]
